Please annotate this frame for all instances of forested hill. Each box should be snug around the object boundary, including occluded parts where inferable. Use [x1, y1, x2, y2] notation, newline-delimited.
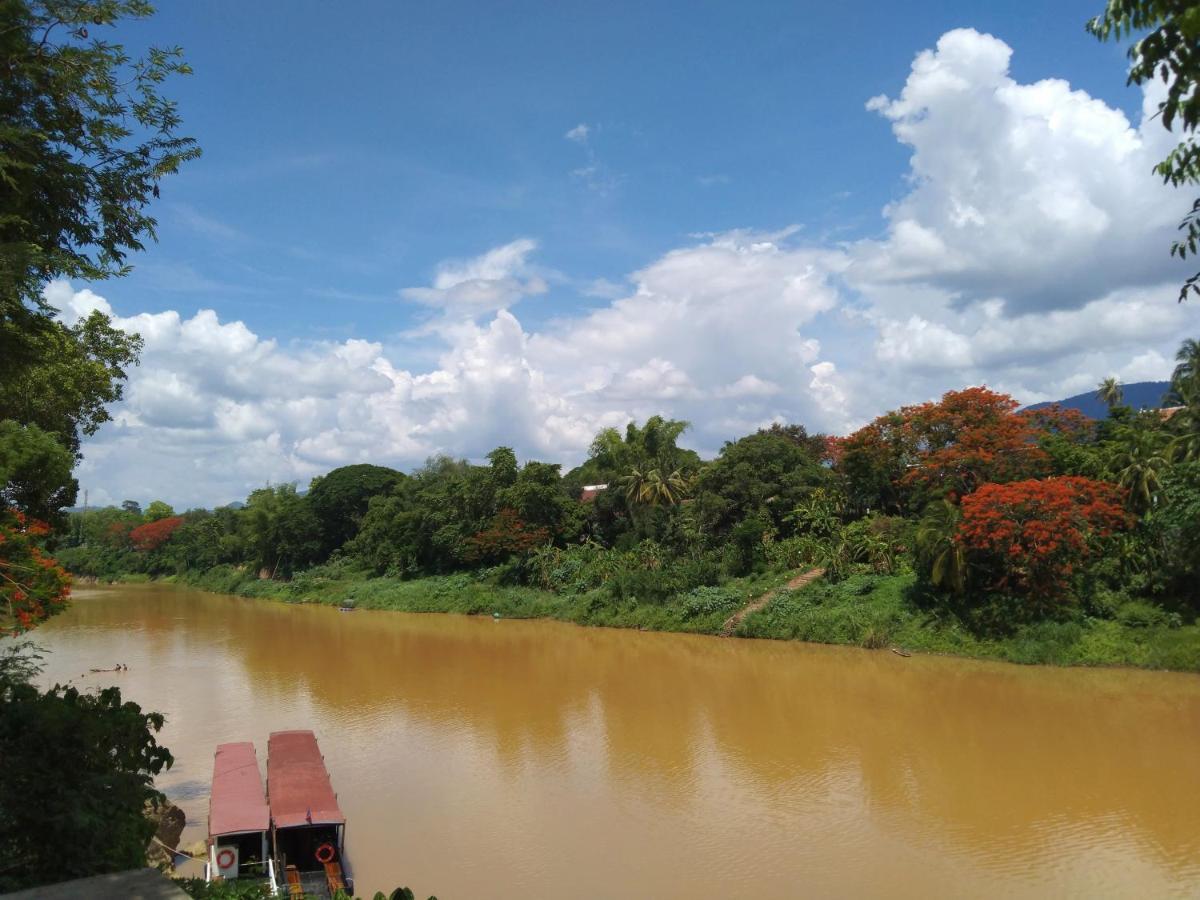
[1024, 381, 1172, 419]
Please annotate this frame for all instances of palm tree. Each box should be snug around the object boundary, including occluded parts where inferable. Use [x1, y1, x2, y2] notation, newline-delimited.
[915, 500, 966, 594]
[1096, 376, 1123, 411]
[1166, 338, 1200, 406]
[1109, 426, 1170, 515]
[1173, 338, 1200, 388]
[621, 466, 690, 508]
[1169, 405, 1200, 462]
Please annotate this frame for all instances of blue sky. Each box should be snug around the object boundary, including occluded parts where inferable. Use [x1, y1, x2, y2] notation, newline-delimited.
[113, 0, 1132, 338]
[58, 1, 1200, 507]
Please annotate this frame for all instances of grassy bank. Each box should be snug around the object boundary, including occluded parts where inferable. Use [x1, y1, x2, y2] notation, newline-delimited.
[89, 560, 1200, 672]
[738, 572, 1200, 670]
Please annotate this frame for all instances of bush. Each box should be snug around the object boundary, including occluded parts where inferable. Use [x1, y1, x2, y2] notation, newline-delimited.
[1115, 600, 1180, 629]
[765, 535, 825, 571]
[680, 586, 743, 620]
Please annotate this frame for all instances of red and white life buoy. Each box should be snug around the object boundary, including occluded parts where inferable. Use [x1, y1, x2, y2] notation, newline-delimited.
[315, 842, 336, 864]
[216, 847, 236, 871]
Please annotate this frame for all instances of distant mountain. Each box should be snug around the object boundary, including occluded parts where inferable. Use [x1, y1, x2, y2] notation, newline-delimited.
[1023, 381, 1172, 419]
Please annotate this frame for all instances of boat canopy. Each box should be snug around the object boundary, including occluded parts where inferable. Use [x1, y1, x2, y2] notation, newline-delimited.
[267, 730, 345, 828]
[209, 742, 269, 837]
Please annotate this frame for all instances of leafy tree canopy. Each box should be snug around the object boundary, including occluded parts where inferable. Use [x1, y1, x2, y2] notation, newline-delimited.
[0, 310, 142, 457]
[0, 419, 76, 524]
[693, 426, 831, 537]
[0, 644, 173, 891]
[143, 500, 174, 521]
[307, 464, 405, 555]
[1, 0, 199, 371]
[243, 484, 321, 577]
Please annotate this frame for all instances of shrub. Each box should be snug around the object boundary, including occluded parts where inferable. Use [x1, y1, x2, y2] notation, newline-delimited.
[1115, 600, 1180, 629]
[680, 586, 743, 620]
[765, 534, 824, 570]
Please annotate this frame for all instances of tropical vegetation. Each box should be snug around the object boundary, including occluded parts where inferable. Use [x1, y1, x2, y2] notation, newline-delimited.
[52, 337, 1200, 671]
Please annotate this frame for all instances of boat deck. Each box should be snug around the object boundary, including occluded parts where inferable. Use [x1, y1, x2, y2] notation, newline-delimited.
[284, 865, 339, 899]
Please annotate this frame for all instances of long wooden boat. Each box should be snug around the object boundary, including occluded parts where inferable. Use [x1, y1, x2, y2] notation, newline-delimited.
[267, 730, 355, 898]
[206, 741, 279, 892]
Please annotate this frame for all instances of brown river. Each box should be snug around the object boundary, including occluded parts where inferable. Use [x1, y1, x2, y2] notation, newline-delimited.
[21, 584, 1200, 898]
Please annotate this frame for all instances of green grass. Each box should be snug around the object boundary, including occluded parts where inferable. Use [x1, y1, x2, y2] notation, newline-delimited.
[738, 571, 1200, 670]
[75, 561, 1200, 672]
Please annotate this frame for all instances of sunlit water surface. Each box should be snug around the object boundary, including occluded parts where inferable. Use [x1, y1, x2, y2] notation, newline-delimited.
[19, 584, 1200, 898]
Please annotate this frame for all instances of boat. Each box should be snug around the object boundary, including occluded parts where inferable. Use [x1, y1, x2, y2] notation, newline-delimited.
[267, 730, 355, 898]
[206, 742, 278, 893]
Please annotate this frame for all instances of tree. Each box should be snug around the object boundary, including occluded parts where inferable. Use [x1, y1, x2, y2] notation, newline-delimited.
[143, 500, 174, 522]
[0, 509, 71, 632]
[570, 416, 700, 488]
[693, 427, 830, 538]
[1167, 336, 1200, 459]
[957, 476, 1130, 605]
[498, 460, 579, 537]
[1088, 1, 1200, 301]
[1157, 460, 1200, 597]
[465, 508, 549, 564]
[1107, 424, 1171, 514]
[243, 484, 321, 577]
[839, 388, 1055, 514]
[0, 645, 173, 891]
[0, 311, 142, 458]
[916, 499, 966, 594]
[1171, 337, 1200, 394]
[120, 499, 142, 516]
[621, 466, 689, 508]
[129, 514, 183, 551]
[1, 0, 200, 373]
[486, 447, 518, 489]
[1097, 376, 1124, 411]
[307, 464, 404, 556]
[0, 420, 77, 524]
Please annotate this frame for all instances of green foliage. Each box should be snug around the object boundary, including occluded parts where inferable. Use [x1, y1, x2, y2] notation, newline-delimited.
[1, 0, 197, 373]
[1106, 422, 1171, 514]
[0, 644, 173, 891]
[0, 311, 142, 457]
[0, 419, 76, 524]
[143, 500, 174, 522]
[1088, 0, 1200, 300]
[915, 499, 966, 595]
[1156, 460, 1200, 599]
[307, 464, 405, 556]
[243, 484, 321, 577]
[606, 542, 722, 605]
[1115, 599, 1181, 628]
[693, 426, 831, 540]
[680, 585, 744, 620]
[175, 878, 273, 899]
[764, 534, 826, 570]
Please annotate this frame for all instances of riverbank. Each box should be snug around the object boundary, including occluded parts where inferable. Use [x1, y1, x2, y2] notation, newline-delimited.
[81, 561, 1200, 672]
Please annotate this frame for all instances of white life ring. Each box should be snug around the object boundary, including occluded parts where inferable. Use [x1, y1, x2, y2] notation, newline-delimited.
[216, 847, 236, 870]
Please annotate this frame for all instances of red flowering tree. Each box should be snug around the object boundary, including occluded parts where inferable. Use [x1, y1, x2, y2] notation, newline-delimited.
[129, 515, 184, 552]
[840, 387, 1067, 513]
[957, 477, 1129, 604]
[1, 509, 71, 634]
[466, 508, 550, 563]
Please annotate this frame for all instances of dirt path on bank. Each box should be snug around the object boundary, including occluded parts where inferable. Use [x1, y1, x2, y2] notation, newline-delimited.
[721, 567, 825, 636]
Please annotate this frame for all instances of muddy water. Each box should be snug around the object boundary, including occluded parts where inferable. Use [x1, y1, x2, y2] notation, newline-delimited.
[22, 584, 1200, 898]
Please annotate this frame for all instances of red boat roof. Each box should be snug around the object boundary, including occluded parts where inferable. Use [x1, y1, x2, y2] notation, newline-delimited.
[267, 730, 345, 828]
[209, 742, 269, 837]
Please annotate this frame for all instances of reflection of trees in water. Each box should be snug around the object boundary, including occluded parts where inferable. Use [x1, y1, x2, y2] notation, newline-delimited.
[53, 586, 1200, 878]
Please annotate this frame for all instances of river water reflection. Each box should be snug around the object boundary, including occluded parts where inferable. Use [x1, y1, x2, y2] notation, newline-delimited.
[25, 584, 1200, 898]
